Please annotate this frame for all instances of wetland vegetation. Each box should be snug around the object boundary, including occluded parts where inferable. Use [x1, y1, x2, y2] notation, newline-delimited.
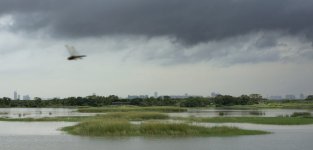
[62, 119, 269, 137]
[186, 116, 313, 125]
[78, 106, 187, 113]
[1, 97, 313, 137]
[1, 94, 313, 110]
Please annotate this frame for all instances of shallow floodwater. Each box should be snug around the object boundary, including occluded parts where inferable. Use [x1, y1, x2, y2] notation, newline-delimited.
[0, 108, 313, 150]
[1, 108, 312, 119]
[170, 108, 313, 118]
[0, 108, 95, 118]
[0, 121, 313, 150]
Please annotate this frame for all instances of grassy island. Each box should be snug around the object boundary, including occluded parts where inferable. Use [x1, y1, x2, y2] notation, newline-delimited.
[62, 119, 269, 137]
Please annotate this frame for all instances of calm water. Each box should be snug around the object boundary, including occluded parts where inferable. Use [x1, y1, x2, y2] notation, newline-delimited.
[0, 108, 313, 150]
[0, 121, 313, 150]
[1, 108, 312, 118]
[0, 108, 96, 118]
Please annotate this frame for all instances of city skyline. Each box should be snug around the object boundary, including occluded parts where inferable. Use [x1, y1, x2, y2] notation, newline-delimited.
[12, 90, 31, 100]
[2, 90, 310, 100]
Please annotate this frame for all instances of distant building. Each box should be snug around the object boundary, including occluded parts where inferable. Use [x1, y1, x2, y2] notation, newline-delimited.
[17, 95, 20, 100]
[14, 91, 17, 100]
[154, 92, 158, 98]
[285, 95, 296, 100]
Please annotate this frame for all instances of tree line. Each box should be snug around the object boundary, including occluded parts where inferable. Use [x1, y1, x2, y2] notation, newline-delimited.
[0, 94, 268, 108]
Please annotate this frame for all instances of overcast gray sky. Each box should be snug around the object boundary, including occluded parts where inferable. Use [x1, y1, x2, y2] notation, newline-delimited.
[0, 0, 312, 98]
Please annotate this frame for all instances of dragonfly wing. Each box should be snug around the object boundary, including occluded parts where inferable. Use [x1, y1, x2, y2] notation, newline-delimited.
[65, 45, 79, 56]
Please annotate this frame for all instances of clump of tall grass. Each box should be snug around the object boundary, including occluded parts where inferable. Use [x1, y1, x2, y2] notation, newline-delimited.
[62, 119, 268, 137]
[290, 112, 312, 118]
[99, 112, 169, 120]
[78, 106, 187, 113]
[139, 122, 267, 136]
[62, 119, 138, 136]
[218, 112, 225, 116]
[188, 117, 313, 125]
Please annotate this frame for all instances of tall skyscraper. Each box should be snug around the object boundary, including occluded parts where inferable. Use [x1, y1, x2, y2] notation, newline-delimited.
[14, 91, 17, 100]
[154, 92, 158, 98]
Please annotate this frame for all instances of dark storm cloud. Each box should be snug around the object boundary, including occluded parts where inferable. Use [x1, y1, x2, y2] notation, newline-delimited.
[1, 0, 313, 44]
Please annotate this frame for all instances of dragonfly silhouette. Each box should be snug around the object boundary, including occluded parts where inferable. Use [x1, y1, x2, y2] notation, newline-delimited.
[65, 45, 86, 60]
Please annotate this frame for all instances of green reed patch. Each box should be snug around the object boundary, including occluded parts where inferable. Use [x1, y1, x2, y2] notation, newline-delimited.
[62, 119, 268, 137]
[62, 119, 138, 136]
[99, 112, 169, 120]
[78, 106, 187, 113]
[290, 112, 312, 118]
[188, 117, 313, 125]
[139, 122, 268, 136]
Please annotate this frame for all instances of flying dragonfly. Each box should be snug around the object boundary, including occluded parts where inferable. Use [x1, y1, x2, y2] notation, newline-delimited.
[65, 45, 86, 60]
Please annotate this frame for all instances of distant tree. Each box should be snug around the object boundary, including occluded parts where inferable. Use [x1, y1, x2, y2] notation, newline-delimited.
[249, 94, 262, 99]
[238, 95, 251, 105]
[163, 96, 171, 100]
[306, 95, 313, 100]
[180, 97, 209, 107]
[107, 95, 119, 101]
[129, 98, 143, 105]
[249, 94, 263, 104]
[34, 97, 43, 107]
[0, 97, 11, 107]
[214, 95, 237, 106]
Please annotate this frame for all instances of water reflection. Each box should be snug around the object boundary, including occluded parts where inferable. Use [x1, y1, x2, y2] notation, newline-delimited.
[216, 110, 265, 116]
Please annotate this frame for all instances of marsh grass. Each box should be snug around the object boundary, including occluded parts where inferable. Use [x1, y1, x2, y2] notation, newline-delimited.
[78, 106, 187, 113]
[0, 112, 169, 122]
[188, 117, 313, 125]
[225, 102, 313, 109]
[62, 119, 138, 136]
[290, 112, 312, 118]
[139, 122, 267, 136]
[62, 119, 269, 137]
[99, 112, 169, 120]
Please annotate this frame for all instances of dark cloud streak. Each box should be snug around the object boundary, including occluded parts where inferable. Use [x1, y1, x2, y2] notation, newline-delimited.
[1, 0, 313, 44]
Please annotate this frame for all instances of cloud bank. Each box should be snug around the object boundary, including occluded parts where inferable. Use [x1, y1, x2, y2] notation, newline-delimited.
[1, 0, 313, 65]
